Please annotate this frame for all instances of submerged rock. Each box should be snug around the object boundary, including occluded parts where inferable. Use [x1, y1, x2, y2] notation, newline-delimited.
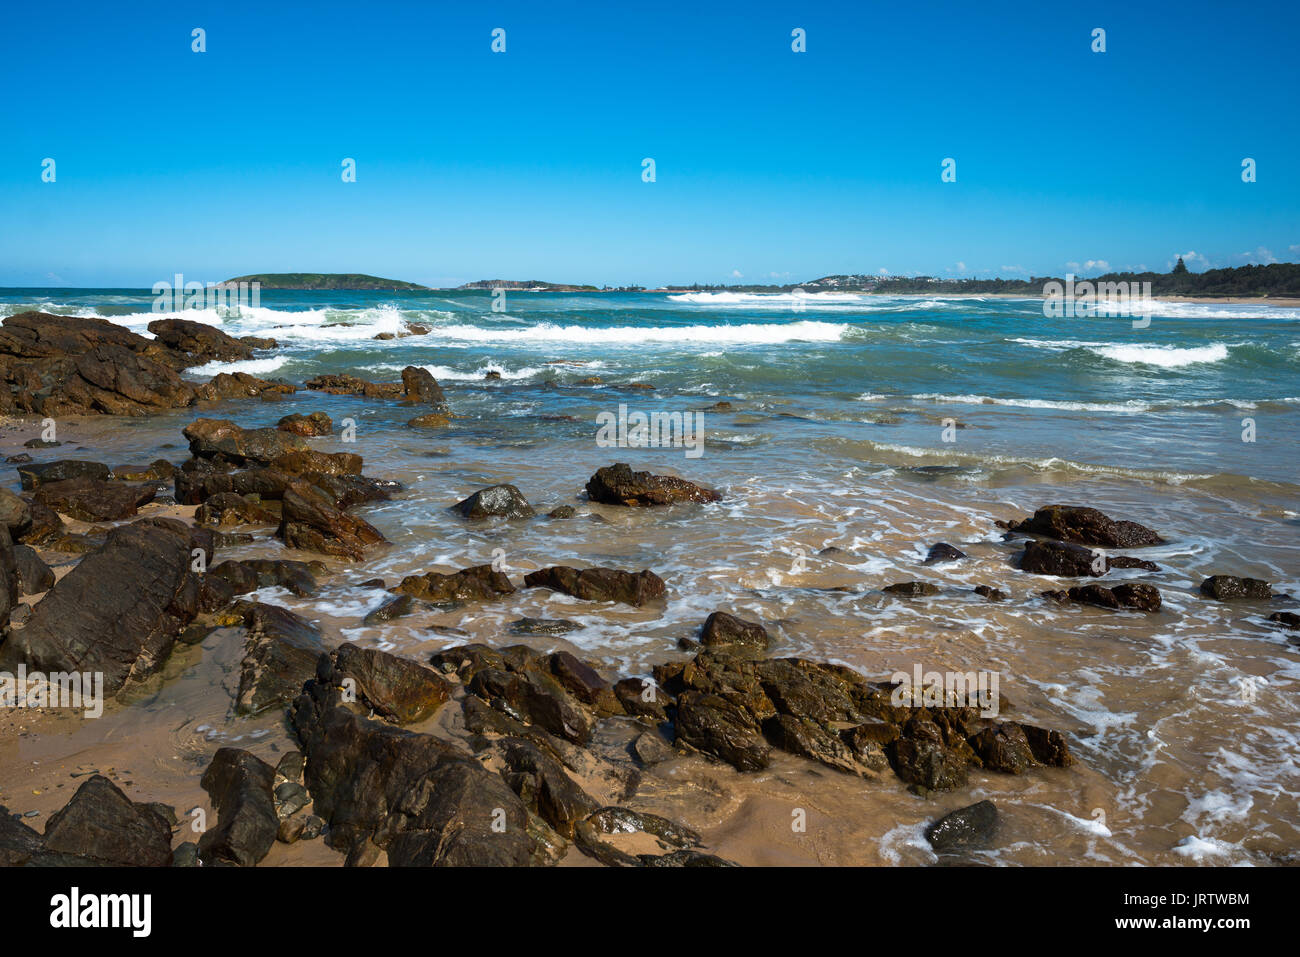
[698, 611, 769, 650]
[1007, 505, 1163, 548]
[451, 484, 536, 520]
[1200, 575, 1274, 600]
[925, 799, 998, 851]
[524, 565, 667, 606]
[585, 463, 721, 507]
[924, 543, 967, 564]
[883, 581, 942, 597]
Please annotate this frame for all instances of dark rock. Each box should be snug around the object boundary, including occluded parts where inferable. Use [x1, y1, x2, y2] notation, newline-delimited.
[270, 448, 363, 476]
[147, 317, 255, 362]
[585, 806, 700, 848]
[110, 459, 176, 481]
[675, 691, 772, 771]
[41, 775, 173, 866]
[400, 366, 449, 412]
[195, 491, 279, 527]
[585, 462, 721, 506]
[547, 505, 577, 519]
[925, 799, 998, 851]
[0, 518, 207, 696]
[1107, 556, 1161, 571]
[1009, 504, 1163, 548]
[16, 459, 110, 490]
[509, 617, 580, 636]
[699, 611, 769, 650]
[277, 411, 332, 436]
[34, 477, 156, 522]
[234, 602, 324, 716]
[13, 543, 54, 595]
[498, 737, 599, 837]
[362, 592, 417, 625]
[198, 748, 279, 866]
[451, 484, 535, 520]
[278, 479, 386, 560]
[395, 565, 515, 603]
[883, 581, 941, 597]
[1019, 539, 1105, 576]
[328, 642, 451, 724]
[14, 497, 63, 545]
[1200, 575, 1274, 600]
[194, 371, 296, 401]
[183, 417, 307, 465]
[523, 565, 667, 606]
[1268, 611, 1300, 630]
[4, 452, 32, 463]
[211, 558, 319, 597]
[973, 585, 1007, 601]
[924, 543, 967, 564]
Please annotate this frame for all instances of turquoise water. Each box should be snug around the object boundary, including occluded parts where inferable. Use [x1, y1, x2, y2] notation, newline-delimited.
[3, 288, 1297, 484]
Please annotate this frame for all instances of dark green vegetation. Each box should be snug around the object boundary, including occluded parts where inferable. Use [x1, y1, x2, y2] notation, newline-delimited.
[221, 274, 431, 291]
[457, 279, 600, 291]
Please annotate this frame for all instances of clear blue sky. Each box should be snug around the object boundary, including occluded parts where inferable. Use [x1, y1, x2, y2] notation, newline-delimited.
[1, 0, 1297, 288]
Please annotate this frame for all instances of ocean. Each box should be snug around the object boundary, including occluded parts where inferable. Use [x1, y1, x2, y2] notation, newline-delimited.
[2, 287, 1298, 865]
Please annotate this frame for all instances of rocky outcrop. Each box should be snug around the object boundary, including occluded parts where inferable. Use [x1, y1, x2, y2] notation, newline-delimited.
[304, 366, 448, 413]
[0, 518, 211, 696]
[17, 459, 111, 490]
[278, 411, 332, 436]
[147, 317, 257, 362]
[195, 492, 279, 527]
[277, 480, 386, 560]
[1047, 582, 1163, 612]
[184, 418, 308, 465]
[0, 312, 199, 416]
[211, 559, 320, 597]
[585, 463, 721, 507]
[1005, 505, 1163, 548]
[524, 566, 667, 606]
[13, 544, 54, 595]
[34, 477, 156, 522]
[40, 775, 174, 866]
[231, 602, 325, 716]
[198, 748, 279, 866]
[926, 800, 997, 851]
[194, 371, 296, 401]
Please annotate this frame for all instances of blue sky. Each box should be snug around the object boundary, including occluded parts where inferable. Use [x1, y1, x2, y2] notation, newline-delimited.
[1, 0, 1297, 287]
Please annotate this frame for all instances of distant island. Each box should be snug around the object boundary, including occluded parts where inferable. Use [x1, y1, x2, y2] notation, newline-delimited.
[219, 273, 431, 291]
[663, 261, 1300, 298]
[457, 279, 600, 292]
[210, 262, 1300, 298]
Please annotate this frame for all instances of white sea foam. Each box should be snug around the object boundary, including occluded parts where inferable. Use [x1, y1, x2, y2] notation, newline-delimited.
[423, 319, 848, 346]
[361, 362, 544, 381]
[186, 355, 291, 377]
[1090, 343, 1230, 367]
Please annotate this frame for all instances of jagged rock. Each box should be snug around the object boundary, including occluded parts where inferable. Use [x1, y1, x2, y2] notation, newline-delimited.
[1019, 539, 1105, 576]
[0, 806, 47, 865]
[326, 642, 451, 724]
[34, 477, 155, 522]
[41, 775, 173, 866]
[175, 461, 292, 504]
[270, 449, 363, 476]
[401, 366, 449, 411]
[973, 585, 1007, 601]
[924, 543, 967, 564]
[1008, 505, 1163, 548]
[675, 690, 772, 771]
[211, 559, 321, 598]
[524, 565, 667, 606]
[195, 492, 279, 527]
[585, 463, 721, 506]
[0, 518, 208, 696]
[147, 317, 255, 362]
[13, 544, 54, 595]
[194, 371, 296, 401]
[498, 737, 599, 838]
[233, 602, 324, 716]
[184, 418, 308, 465]
[14, 497, 63, 546]
[197, 748, 279, 866]
[1200, 575, 1274, 600]
[394, 565, 515, 603]
[16, 459, 111, 490]
[278, 412, 332, 436]
[926, 800, 998, 851]
[0, 312, 199, 416]
[699, 611, 769, 650]
[451, 484, 535, 520]
[278, 479, 386, 560]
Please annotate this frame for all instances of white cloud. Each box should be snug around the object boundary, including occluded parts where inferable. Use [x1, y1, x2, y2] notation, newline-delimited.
[955, 261, 967, 273]
[730, 269, 744, 279]
[1000, 265, 1027, 274]
[1229, 246, 1277, 266]
[1170, 250, 1211, 271]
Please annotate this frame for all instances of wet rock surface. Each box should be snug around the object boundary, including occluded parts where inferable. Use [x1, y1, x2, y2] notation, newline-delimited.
[585, 463, 721, 507]
[524, 565, 667, 606]
[1006, 505, 1163, 548]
